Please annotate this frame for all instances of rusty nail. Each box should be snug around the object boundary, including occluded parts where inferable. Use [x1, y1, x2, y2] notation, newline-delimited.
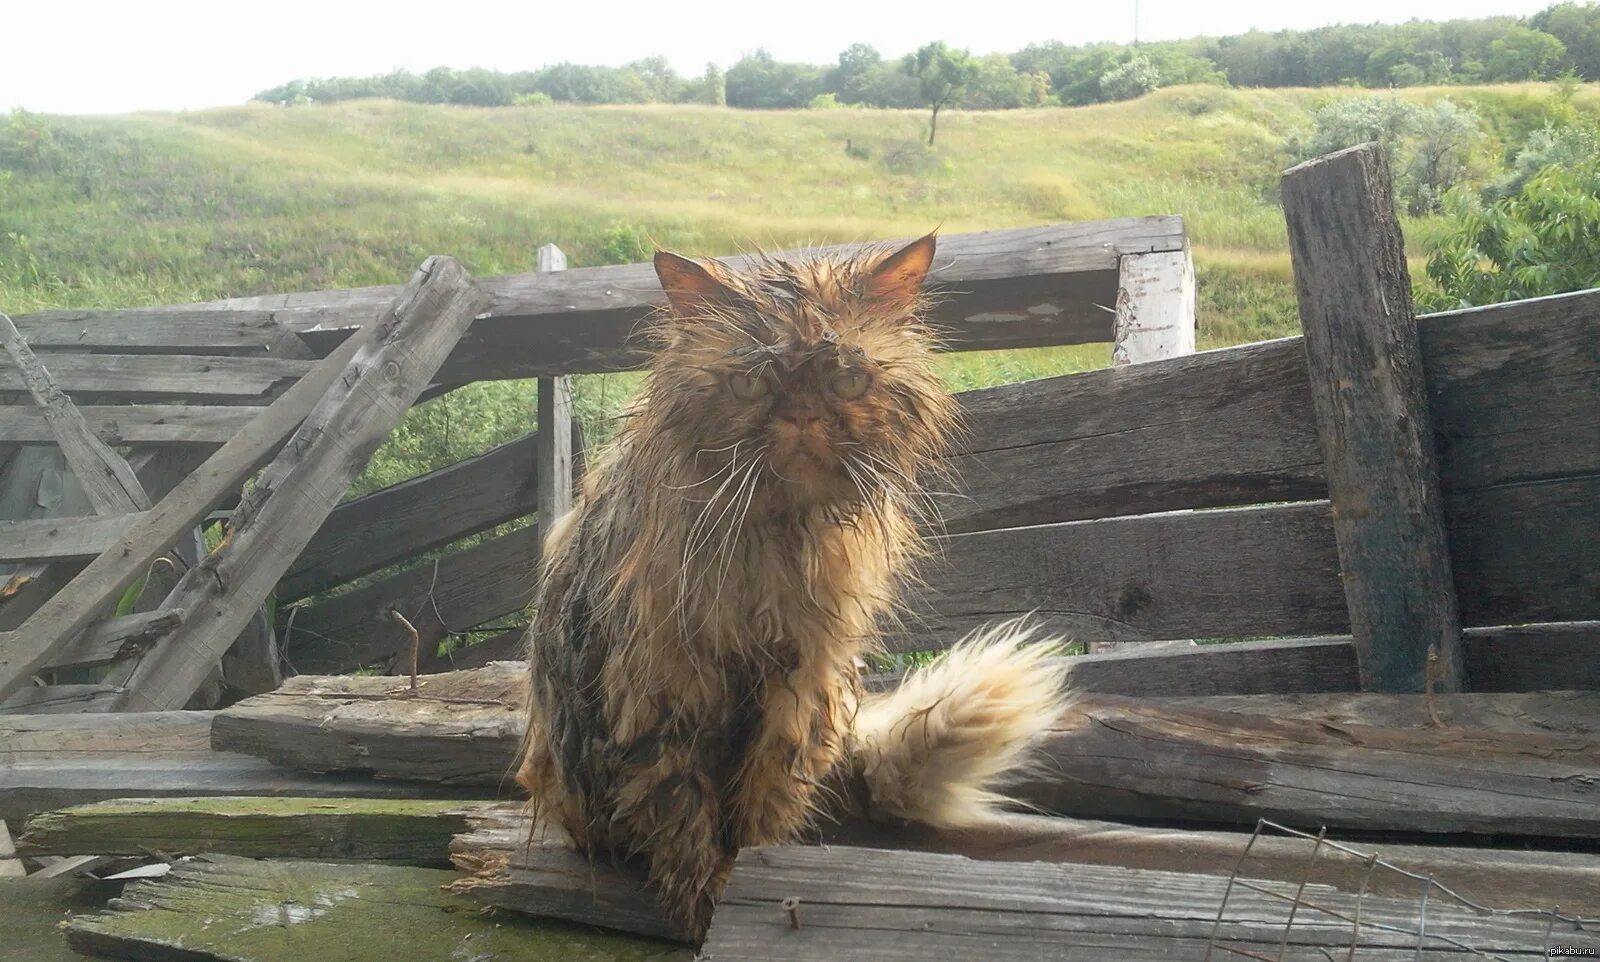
[781, 896, 801, 930]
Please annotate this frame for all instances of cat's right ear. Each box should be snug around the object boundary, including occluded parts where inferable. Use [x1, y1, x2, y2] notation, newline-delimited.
[654, 251, 736, 318]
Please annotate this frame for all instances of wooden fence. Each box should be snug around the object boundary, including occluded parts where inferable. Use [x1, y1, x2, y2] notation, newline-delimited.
[1, 143, 1594, 713]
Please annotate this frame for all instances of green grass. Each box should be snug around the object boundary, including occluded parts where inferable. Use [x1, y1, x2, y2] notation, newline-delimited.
[2, 81, 1594, 470]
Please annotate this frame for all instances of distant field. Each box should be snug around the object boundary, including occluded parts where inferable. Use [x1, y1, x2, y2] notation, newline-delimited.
[2, 82, 1592, 475]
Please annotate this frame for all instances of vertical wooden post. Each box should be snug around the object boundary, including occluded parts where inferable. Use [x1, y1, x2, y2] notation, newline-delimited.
[1112, 244, 1197, 367]
[1281, 143, 1464, 693]
[1101, 239, 1197, 655]
[535, 244, 573, 543]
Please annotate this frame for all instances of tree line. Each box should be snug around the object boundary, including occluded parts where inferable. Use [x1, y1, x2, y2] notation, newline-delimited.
[254, 4, 1600, 111]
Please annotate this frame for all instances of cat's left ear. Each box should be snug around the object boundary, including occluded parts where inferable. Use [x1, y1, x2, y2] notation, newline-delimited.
[654, 251, 737, 318]
[863, 232, 937, 309]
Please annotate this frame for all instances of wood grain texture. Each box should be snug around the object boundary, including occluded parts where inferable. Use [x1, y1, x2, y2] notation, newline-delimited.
[0, 352, 314, 399]
[0, 511, 141, 563]
[211, 666, 525, 786]
[17, 797, 481, 866]
[0, 330, 367, 703]
[0, 405, 260, 444]
[1054, 624, 1599, 697]
[279, 431, 538, 601]
[185, 219, 1187, 379]
[32, 607, 186, 672]
[1282, 144, 1463, 692]
[0, 311, 151, 515]
[64, 855, 689, 962]
[0, 684, 121, 713]
[0, 710, 215, 757]
[115, 257, 490, 711]
[1016, 693, 1600, 837]
[284, 525, 539, 674]
[1112, 248, 1196, 364]
[703, 845, 1586, 960]
[11, 309, 290, 353]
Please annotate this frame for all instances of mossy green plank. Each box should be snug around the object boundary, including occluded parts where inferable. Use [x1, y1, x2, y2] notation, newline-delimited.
[65, 855, 690, 962]
[19, 797, 485, 867]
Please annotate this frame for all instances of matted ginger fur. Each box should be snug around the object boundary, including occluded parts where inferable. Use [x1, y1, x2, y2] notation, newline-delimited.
[515, 234, 1067, 940]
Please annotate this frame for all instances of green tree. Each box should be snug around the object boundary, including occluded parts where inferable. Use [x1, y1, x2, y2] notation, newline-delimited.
[1422, 158, 1600, 309]
[1484, 26, 1567, 80]
[726, 50, 825, 108]
[700, 63, 726, 106]
[1099, 54, 1162, 101]
[904, 41, 978, 145]
[1531, 2, 1600, 78]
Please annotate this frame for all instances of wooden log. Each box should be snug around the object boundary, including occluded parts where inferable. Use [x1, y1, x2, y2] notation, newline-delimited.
[64, 855, 690, 962]
[1111, 247, 1196, 365]
[1156, 690, 1600, 733]
[0, 352, 314, 400]
[114, 257, 490, 712]
[449, 807, 692, 943]
[279, 431, 538, 602]
[211, 665, 525, 785]
[0, 511, 142, 563]
[0, 684, 121, 713]
[0, 311, 152, 515]
[11, 309, 292, 353]
[284, 525, 539, 674]
[0, 331, 368, 704]
[1055, 623, 1600, 697]
[702, 845, 1591, 960]
[17, 797, 483, 867]
[1016, 693, 1600, 837]
[1282, 144, 1464, 692]
[0, 405, 261, 444]
[190, 219, 1188, 380]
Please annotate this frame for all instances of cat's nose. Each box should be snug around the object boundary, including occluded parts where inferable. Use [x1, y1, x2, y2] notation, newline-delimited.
[780, 413, 823, 428]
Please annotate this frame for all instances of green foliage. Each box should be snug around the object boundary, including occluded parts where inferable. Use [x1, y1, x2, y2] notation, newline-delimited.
[1485, 26, 1569, 81]
[808, 93, 847, 110]
[1422, 157, 1600, 309]
[699, 64, 727, 107]
[598, 224, 652, 265]
[1489, 119, 1600, 198]
[1533, 2, 1600, 78]
[1099, 55, 1163, 102]
[513, 92, 553, 107]
[725, 50, 825, 108]
[903, 42, 980, 145]
[1286, 96, 1487, 213]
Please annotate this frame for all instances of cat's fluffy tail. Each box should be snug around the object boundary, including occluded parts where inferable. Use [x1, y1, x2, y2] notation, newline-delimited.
[849, 619, 1068, 828]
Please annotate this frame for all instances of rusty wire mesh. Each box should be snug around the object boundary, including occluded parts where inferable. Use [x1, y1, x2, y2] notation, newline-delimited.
[1202, 819, 1598, 961]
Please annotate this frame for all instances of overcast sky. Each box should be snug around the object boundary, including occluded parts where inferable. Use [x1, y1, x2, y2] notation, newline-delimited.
[4, 0, 1560, 114]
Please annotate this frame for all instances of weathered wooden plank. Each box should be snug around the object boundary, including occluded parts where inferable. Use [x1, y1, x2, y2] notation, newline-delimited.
[1, 311, 153, 517]
[0, 511, 141, 563]
[212, 666, 523, 785]
[0, 684, 122, 713]
[420, 627, 526, 673]
[1016, 693, 1600, 837]
[703, 845, 1586, 960]
[0, 328, 368, 703]
[0, 750, 481, 825]
[17, 797, 481, 866]
[1282, 144, 1464, 692]
[534, 243, 574, 550]
[1423, 288, 1600, 490]
[0, 817, 23, 877]
[1159, 690, 1600, 733]
[284, 525, 539, 674]
[27, 608, 186, 672]
[0, 405, 260, 444]
[0, 710, 214, 757]
[0, 352, 315, 399]
[114, 258, 490, 712]
[192, 219, 1187, 380]
[913, 474, 1600, 651]
[1055, 623, 1599, 696]
[11, 309, 289, 353]
[1112, 247, 1196, 365]
[279, 431, 538, 602]
[64, 855, 690, 962]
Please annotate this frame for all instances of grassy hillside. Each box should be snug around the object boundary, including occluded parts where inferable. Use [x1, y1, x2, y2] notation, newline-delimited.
[1, 83, 1593, 479]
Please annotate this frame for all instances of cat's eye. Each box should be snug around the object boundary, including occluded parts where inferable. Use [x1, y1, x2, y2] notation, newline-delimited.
[728, 371, 771, 401]
[832, 371, 872, 400]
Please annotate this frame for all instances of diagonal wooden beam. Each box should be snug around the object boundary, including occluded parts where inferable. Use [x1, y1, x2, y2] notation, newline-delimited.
[114, 257, 489, 711]
[0, 311, 149, 515]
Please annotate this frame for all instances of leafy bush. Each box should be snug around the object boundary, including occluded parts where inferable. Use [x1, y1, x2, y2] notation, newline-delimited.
[513, 92, 553, 107]
[1286, 96, 1487, 214]
[1099, 55, 1162, 102]
[598, 223, 652, 265]
[1421, 157, 1600, 310]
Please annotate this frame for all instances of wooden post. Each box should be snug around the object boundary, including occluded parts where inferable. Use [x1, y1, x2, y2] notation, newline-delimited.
[1112, 245, 1196, 366]
[1281, 143, 1464, 693]
[1103, 245, 1196, 654]
[535, 244, 573, 543]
